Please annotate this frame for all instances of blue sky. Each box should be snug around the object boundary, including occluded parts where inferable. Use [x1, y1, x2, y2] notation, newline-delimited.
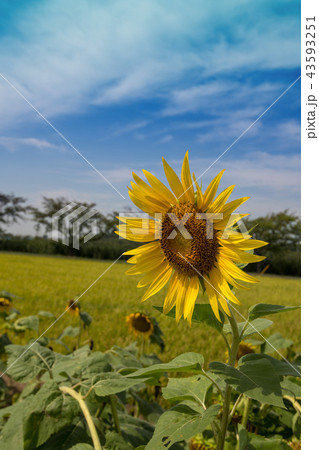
[0, 0, 300, 234]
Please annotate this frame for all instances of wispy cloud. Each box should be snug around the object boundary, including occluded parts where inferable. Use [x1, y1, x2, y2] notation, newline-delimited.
[0, 136, 63, 152]
[0, 0, 300, 128]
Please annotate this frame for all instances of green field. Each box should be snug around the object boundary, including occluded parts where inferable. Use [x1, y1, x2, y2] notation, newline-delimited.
[0, 252, 301, 363]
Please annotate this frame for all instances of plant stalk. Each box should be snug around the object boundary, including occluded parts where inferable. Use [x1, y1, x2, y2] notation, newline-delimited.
[217, 310, 240, 450]
[109, 394, 122, 435]
[60, 386, 102, 450]
[241, 396, 252, 429]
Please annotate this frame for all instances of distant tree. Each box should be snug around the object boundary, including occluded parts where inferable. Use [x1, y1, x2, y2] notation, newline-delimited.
[0, 193, 28, 233]
[245, 210, 301, 254]
[29, 196, 101, 238]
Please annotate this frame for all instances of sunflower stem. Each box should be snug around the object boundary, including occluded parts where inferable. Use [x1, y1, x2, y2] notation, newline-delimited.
[109, 394, 121, 435]
[241, 396, 252, 429]
[60, 386, 102, 450]
[217, 309, 240, 450]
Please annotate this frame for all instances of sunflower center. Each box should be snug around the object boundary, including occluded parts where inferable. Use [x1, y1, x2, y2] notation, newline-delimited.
[132, 314, 153, 333]
[160, 202, 219, 277]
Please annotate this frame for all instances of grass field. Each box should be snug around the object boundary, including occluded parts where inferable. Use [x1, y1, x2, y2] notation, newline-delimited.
[0, 252, 301, 363]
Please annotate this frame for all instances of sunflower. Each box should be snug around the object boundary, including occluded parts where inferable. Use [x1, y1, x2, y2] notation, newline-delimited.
[126, 312, 154, 339]
[66, 299, 80, 317]
[0, 296, 12, 312]
[226, 341, 256, 366]
[117, 151, 267, 324]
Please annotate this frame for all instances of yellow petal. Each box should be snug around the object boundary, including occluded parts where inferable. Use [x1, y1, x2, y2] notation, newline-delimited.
[142, 170, 176, 204]
[219, 246, 266, 263]
[219, 258, 259, 284]
[138, 261, 170, 288]
[208, 185, 235, 213]
[202, 169, 225, 211]
[183, 276, 199, 321]
[141, 265, 173, 302]
[132, 172, 171, 207]
[204, 278, 221, 321]
[192, 173, 203, 209]
[180, 150, 195, 202]
[163, 271, 179, 313]
[175, 276, 188, 322]
[123, 241, 161, 256]
[220, 197, 250, 216]
[162, 157, 185, 199]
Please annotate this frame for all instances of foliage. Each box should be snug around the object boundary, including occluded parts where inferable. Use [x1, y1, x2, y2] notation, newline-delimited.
[244, 211, 301, 276]
[0, 193, 28, 233]
[0, 288, 301, 449]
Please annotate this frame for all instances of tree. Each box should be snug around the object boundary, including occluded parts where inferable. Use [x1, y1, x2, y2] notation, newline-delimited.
[0, 193, 28, 233]
[245, 210, 301, 254]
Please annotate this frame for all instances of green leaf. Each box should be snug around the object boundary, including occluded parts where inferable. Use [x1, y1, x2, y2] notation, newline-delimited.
[6, 343, 55, 382]
[145, 403, 220, 450]
[249, 434, 290, 449]
[93, 372, 150, 397]
[209, 359, 285, 407]
[58, 326, 80, 340]
[127, 353, 204, 378]
[154, 304, 224, 332]
[261, 333, 293, 354]
[36, 421, 92, 450]
[248, 303, 300, 320]
[239, 354, 300, 377]
[38, 311, 56, 319]
[223, 318, 273, 338]
[118, 414, 154, 448]
[237, 425, 253, 450]
[12, 315, 39, 333]
[23, 381, 81, 450]
[0, 401, 25, 450]
[104, 431, 133, 450]
[79, 311, 92, 326]
[130, 391, 164, 423]
[162, 375, 212, 407]
[69, 445, 94, 450]
[281, 378, 301, 398]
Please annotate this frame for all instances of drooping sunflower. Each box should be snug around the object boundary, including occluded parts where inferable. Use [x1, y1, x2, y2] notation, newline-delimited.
[66, 299, 80, 317]
[126, 312, 154, 339]
[117, 151, 267, 324]
[226, 341, 256, 366]
[0, 296, 12, 312]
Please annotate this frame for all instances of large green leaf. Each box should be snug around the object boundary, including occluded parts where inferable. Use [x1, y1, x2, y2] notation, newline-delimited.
[12, 315, 39, 333]
[248, 303, 301, 321]
[223, 318, 273, 338]
[118, 414, 154, 449]
[127, 353, 204, 378]
[249, 435, 290, 449]
[104, 431, 133, 450]
[209, 359, 285, 407]
[6, 343, 56, 382]
[154, 304, 224, 332]
[281, 378, 301, 398]
[162, 375, 212, 407]
[261, 333, 293, 354]
[23, 381, 81, 450]
[0, 401, 25, 450]
[239, 353, 300, 377]
[130, 391, 164, 423]
[36, 421, 92, 450]
[93, 372, 150, 397]
[145, 403, 220, 450]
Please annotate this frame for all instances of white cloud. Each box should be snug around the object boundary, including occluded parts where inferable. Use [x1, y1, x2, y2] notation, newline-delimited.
[0, 136, 63, 152]
[0, 0, 300, 128]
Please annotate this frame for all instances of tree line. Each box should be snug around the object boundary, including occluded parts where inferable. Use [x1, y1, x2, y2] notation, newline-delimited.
[0, 193, 300, 275]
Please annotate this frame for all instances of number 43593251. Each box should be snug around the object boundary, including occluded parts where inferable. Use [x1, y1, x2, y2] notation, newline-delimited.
[306, 19, 316, 79]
